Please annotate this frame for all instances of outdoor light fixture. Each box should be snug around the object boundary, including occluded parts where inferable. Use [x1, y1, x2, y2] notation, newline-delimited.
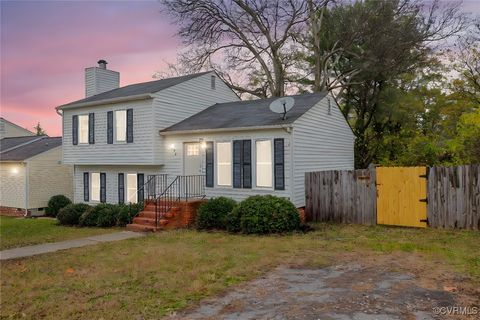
[170, 143, 176, 156]
[11, 167, 19, 174]
[201, 141, 207, 149]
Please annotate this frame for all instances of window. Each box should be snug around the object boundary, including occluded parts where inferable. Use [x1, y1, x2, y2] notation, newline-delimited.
[217, 142, 232, 186]
[91, 172, 100, 201]
[186, 144, 200, 156]
[126, 173, 137, 203]
[256, 140, 272, 187]
[211, 75, 216, 89]
[115, 110, 127, 142]
[78, 115, 89, 144]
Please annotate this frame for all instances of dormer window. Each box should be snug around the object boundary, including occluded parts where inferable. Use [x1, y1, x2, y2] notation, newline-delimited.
[78, 115, 89, 144]
[115, 110, 127, 142]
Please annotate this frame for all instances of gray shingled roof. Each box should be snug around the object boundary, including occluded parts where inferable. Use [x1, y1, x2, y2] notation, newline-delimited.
[161, 92, 327, 132]
[0, 136, 62, 161]
[0, 136, 42, 151]
[59, 71, 211, 108]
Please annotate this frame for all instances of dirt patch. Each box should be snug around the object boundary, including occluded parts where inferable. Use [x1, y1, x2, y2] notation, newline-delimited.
[167, 252, 479, 320]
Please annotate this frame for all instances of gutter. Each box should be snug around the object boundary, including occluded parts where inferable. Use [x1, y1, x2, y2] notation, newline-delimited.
[160, 124, 291, 135]
[56, 93, 153, 111]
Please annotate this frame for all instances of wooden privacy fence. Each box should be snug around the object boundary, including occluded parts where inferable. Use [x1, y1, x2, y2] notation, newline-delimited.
[305, 164, 480, 230]
[428, 165, 480, 230]
[305, 168, 377, 225]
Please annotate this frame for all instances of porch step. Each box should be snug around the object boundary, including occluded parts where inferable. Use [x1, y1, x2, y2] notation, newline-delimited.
[126, 223, 159, 232]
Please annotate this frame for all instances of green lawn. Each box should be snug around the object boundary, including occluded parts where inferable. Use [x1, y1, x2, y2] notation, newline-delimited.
[1, 224, 478, 320]
[0, 216, 117, 250]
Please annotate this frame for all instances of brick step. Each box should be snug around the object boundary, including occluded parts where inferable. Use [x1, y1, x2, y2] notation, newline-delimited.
[138, 211, 170, 219]
[126, 223, 159, 232]
[133, 216, 170, 226]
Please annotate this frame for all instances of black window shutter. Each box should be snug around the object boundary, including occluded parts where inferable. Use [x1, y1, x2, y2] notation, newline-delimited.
[137, 173, 144, 202]
[100, 173, 106, 203]
[233, 140, 242, 188]
[205, 141, 214, 187]
[83, 172, 89, 201]
[118, 173, 124, 204]
[88, 113, 95, 144]
[242, 140, 252, 188]
[72, 115, 78, 145]
[274, 138, 285, 190]
[126, 109, 133, 143]
[107, 111, 113, 144]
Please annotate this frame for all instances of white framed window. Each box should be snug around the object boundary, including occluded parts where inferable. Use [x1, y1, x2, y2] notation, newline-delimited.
[78, 115, 89, 144]
[255, 140, 273, 188]
[186, 144, 200, 156]
[115, 110, 127, 142]
[126, 173, 137, 203]
[217, 142, 232, 186]
[91, 172, 100, 201]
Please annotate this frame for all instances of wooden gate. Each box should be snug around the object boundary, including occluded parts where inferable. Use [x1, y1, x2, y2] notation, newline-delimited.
[376, 167, 428, 228]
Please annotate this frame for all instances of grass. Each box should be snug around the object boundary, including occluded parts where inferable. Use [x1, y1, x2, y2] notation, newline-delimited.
[0, 216, 117, 250]
[1, 224, 479, 319]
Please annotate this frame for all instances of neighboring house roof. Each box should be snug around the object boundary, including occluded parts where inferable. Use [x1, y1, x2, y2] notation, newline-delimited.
[58, 71, 212, 109]
[161, 92, 328, 133]
[0, 117, 35, 136]
[0, 136, 62, 161]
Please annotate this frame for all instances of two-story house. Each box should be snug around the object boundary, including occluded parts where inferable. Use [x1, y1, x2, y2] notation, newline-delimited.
[57, 60, 354, 230]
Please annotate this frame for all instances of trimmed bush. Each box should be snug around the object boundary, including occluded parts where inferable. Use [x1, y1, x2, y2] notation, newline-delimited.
[226, 195, 301, 234]
[79, 207, 101, 227]
[57, 203, 90, 225]
[196, 197, 236, 230]
[45, 195, 72, 217]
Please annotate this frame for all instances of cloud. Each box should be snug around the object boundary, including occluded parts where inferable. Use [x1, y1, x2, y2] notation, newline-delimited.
[1, 0, 179, 136]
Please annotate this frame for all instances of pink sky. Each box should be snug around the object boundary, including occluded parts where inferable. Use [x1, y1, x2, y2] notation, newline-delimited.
[1, 1, 179, 136]
[1, 1, 479, 137]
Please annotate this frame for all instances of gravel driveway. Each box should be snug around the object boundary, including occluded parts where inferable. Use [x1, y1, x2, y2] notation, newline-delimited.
[168, 261, 476, 320]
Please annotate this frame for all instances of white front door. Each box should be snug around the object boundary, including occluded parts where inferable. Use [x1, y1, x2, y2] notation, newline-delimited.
[184, 143, 202, 175]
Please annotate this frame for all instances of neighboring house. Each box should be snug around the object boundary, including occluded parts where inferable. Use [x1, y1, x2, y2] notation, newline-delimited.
[56, 60, 354, 229]
[0, 117, 35, 139]
[0, 135, 73, 216]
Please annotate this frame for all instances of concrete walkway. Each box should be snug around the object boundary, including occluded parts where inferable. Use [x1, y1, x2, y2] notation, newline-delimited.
[0, 231, 144, 260]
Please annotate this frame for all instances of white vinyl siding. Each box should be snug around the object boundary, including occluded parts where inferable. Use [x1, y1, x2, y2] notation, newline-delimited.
[0, 162, 26, 209]
[152, 72, 239, 163]
[115, 110, 127, 142]
[91, 172, 100, 201]
[73, 165, 161, 204]
[255, 140, 272, 188]
[160, 129, 292, 203]
[62, 99, 155, 165]
[0, 118, 34, 139]
[217, 142, 232, 186]
[126, 173, 137, 203]
[78, 115, 89, 144]
[292, 96, 355, 207]
[27, 147, 73, 209]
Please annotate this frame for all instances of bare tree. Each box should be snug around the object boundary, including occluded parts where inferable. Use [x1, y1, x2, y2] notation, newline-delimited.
[161, 0, 328, 98]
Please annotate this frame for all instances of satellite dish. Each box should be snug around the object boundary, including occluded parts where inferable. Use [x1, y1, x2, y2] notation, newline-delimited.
[269, 97, 295, 120]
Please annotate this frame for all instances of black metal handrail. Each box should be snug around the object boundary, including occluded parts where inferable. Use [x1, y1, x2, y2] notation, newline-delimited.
[154, 175, 206, 228]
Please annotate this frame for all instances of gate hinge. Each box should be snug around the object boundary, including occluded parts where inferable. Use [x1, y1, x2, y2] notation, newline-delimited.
[419, 167, 430, 179]
[420, 218, 429, 224]
[419, 198, 428, 203]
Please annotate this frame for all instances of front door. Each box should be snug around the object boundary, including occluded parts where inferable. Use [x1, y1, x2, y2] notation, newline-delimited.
[184, 143, 202, 175]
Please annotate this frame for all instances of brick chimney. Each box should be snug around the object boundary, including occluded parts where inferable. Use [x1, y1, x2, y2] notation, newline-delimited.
[85, 59, 120, 97]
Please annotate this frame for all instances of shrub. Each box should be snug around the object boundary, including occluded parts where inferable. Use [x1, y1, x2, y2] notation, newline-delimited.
[45, 195, 72, 217]
[196, 197, 236, 230]
[57, 203, 90, 225]
[79, 207, 101, 227]
[116, 203, 142, 227]
[226, 195, 301, 234]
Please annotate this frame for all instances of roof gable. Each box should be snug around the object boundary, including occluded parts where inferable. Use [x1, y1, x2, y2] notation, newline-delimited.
[58, 71, 212, 109]
[161, 92, 328, 133]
